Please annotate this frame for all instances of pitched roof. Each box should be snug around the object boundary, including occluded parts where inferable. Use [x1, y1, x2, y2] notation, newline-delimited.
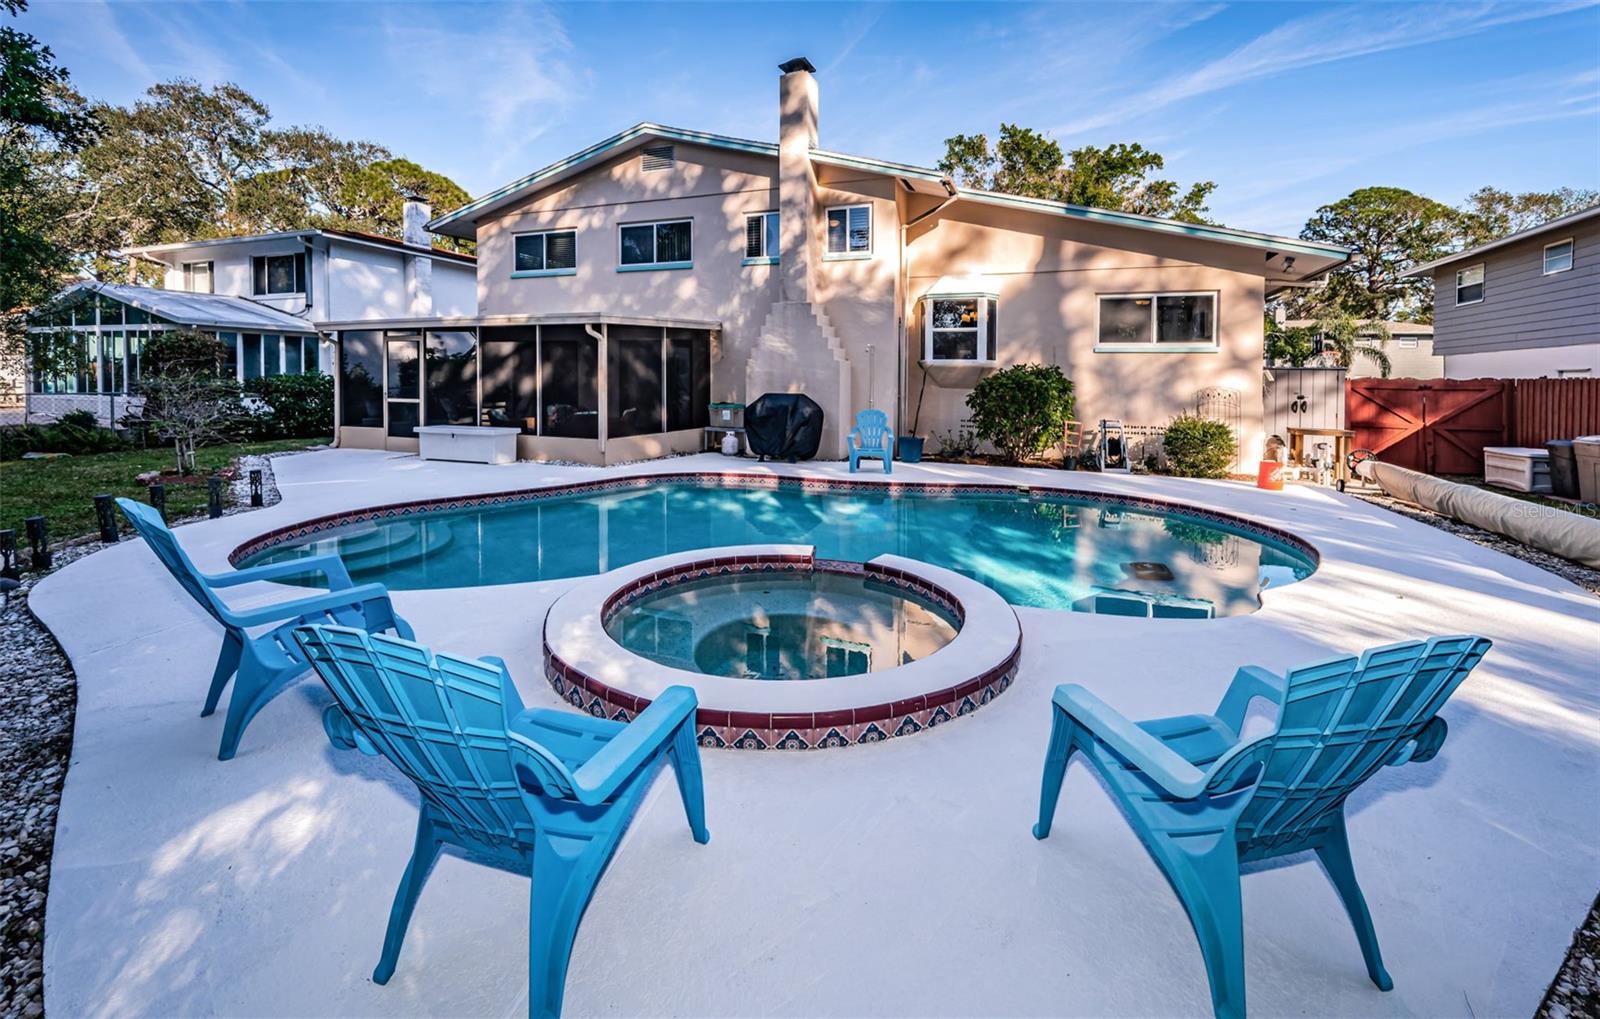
[425, 123, 1350, 272]
[54, 282, 320, 334]
[1405, 204, 1600, 277]
[120, 228, 477, 265]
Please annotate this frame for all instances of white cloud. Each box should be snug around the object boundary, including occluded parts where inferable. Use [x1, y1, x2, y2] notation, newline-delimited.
[1053, 1, 1598, 136]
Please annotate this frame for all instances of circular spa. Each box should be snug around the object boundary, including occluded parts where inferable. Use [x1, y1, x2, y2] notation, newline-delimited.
[543, 547, 1023, 750]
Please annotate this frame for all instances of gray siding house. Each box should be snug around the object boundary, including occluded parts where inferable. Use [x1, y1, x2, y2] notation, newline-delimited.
[1407, 205, 1599, 378]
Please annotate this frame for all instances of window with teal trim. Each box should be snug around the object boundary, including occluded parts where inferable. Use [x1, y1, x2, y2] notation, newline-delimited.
[620, 219, 692, 267]
[825, 204, 871, 255]
[514, 230, 576, 273]
[745, 212, 779, 260]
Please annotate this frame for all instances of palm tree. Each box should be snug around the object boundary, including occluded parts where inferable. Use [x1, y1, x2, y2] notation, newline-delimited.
[1315, 312, 1392, 377]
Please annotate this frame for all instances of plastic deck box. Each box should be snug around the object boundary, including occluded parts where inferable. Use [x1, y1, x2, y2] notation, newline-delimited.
[1482, 447, 1552, 494]
[1574, 437, 1600, 505]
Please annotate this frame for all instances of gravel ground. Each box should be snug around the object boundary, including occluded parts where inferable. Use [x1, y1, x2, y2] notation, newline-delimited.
[0, 448, 294, 1019]
[1350, 486, 1599, 1019]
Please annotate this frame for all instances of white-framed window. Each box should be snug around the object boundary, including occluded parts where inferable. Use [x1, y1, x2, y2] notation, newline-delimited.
[825, 204, 871, 258]
[512, 229, 577, 276]
[1455, 264, 1485, 305]
[822, 636, 871, 677]
[1544, 238, 1574, 275]
[1096, 292, 1217, 349]
[252, 253, 305, 295]
[182, 261, 213, 293]
[744, 211, 779, 264]
[1397, 338, 1419, 349]
[618, 219, 692, 270]
[922, 295, 997, 363]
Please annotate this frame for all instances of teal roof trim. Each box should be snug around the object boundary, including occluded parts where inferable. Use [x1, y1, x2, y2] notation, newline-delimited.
[428, 124, 777, 233]
[955, 188, 1350, 258]
[432, 126, 1349, 263]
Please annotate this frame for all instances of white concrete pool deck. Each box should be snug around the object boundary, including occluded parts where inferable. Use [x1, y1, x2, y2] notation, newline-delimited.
[33, 449, 1600, 1018]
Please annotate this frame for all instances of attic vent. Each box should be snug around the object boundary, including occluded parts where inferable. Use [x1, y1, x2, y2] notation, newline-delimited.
[641, 144, 675, 172]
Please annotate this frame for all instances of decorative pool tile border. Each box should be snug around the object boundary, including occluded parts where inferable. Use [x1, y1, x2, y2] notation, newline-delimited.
[228, 470, 1323, 568]
[546, 552, 1020, 751]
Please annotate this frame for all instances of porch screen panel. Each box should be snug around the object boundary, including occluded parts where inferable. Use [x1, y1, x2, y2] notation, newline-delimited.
[607, 324, 664, 437]
[539, 324, 598, 438]
[666, 328, 710, 431]
[385, 335, 421, 438]
[479, 326, 537, 433]
[338, 330, 384, 428]
[424, 330, 478, 425]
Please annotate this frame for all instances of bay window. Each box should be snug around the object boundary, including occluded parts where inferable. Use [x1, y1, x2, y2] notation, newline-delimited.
[923, 296, 997, 363]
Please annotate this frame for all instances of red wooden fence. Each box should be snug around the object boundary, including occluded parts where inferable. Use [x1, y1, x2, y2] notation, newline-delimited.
[1347, 377, 1600, 474]
[1510, 377, 1600, 448]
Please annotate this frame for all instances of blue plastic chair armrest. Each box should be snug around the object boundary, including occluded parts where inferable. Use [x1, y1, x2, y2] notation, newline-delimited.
[1052, 685, 1209, 799]
[228, 583, 396, 628]
[207, 553, 355, 591]
[567, 686, 698, 806]
[1213, 664, 1287, 734]
[1388, 715, 1448, 766]
[323, 703, 380, 755]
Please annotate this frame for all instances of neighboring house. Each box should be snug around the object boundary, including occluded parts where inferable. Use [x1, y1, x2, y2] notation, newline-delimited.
[22, 205, 477, 424]
[1405, 204, 1600, 378]
[1280, 319, 1443, 379]
[320, 58, 1348, 464]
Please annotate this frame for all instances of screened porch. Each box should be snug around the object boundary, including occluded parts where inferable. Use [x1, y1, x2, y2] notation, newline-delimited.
[332, 314, 718, 465]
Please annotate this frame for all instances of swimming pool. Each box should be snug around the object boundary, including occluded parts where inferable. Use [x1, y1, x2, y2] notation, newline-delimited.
[235, 474, 1317, 615]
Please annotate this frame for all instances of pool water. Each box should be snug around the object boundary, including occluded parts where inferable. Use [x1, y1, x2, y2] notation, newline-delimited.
[604, 570, 961, 680]
[241, 480, 1315, 615]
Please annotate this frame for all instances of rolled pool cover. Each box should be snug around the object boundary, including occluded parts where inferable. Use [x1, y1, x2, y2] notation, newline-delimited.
[1357, 459, 1600, 569]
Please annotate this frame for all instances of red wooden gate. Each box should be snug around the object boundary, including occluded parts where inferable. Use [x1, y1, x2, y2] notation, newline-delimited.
[1347, 379, 1508, 474]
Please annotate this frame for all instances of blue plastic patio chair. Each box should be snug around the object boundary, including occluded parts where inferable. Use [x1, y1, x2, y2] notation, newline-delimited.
[115, 497, 413, 760]
[847, 408, 893, 474]
[293, 624, 709, 1019]
[1032, 635, 1491, 1019]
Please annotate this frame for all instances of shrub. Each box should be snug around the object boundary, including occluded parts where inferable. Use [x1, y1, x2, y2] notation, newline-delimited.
[964, 363, 1075, 464]
[0, 413, 131, 460]
[142, 329, 231, 377]
[243, 372, 333, 439]
[1162, 414, 1235, 478]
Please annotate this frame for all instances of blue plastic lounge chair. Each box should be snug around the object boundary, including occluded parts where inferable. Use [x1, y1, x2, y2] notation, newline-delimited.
[293, 624, 709, 1019]
[115, 497, 413, 760]
[847, 408, 893, 474]
[1032, 635, 1491, 1019]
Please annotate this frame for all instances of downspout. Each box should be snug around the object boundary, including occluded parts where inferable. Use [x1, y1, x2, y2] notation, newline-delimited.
[586, 322, 607, 460]
[897, 178, 958, 437]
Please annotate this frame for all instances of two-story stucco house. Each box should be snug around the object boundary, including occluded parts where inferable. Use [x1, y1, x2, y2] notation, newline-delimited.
[1405, 204, 1600, 379]
[323, 59, 1347, 464]
[23, 206, 476, 424]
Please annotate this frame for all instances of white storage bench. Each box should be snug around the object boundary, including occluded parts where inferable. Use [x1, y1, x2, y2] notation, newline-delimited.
[1483, 446, 1551, 494]
[413, 425, 519, 465]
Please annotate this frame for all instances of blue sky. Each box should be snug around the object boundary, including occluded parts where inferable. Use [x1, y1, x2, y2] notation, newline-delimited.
[20, 1, 1600, 236]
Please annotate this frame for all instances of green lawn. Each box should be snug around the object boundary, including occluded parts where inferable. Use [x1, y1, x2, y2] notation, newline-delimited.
[0, 438, 329, 545]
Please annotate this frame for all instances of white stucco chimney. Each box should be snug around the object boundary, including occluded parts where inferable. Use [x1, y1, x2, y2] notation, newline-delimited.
[777, 57, 818, 304]
[747, 56, 853, 461]
[402, 194, 434, 316]
[402, 196, 432, 248]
